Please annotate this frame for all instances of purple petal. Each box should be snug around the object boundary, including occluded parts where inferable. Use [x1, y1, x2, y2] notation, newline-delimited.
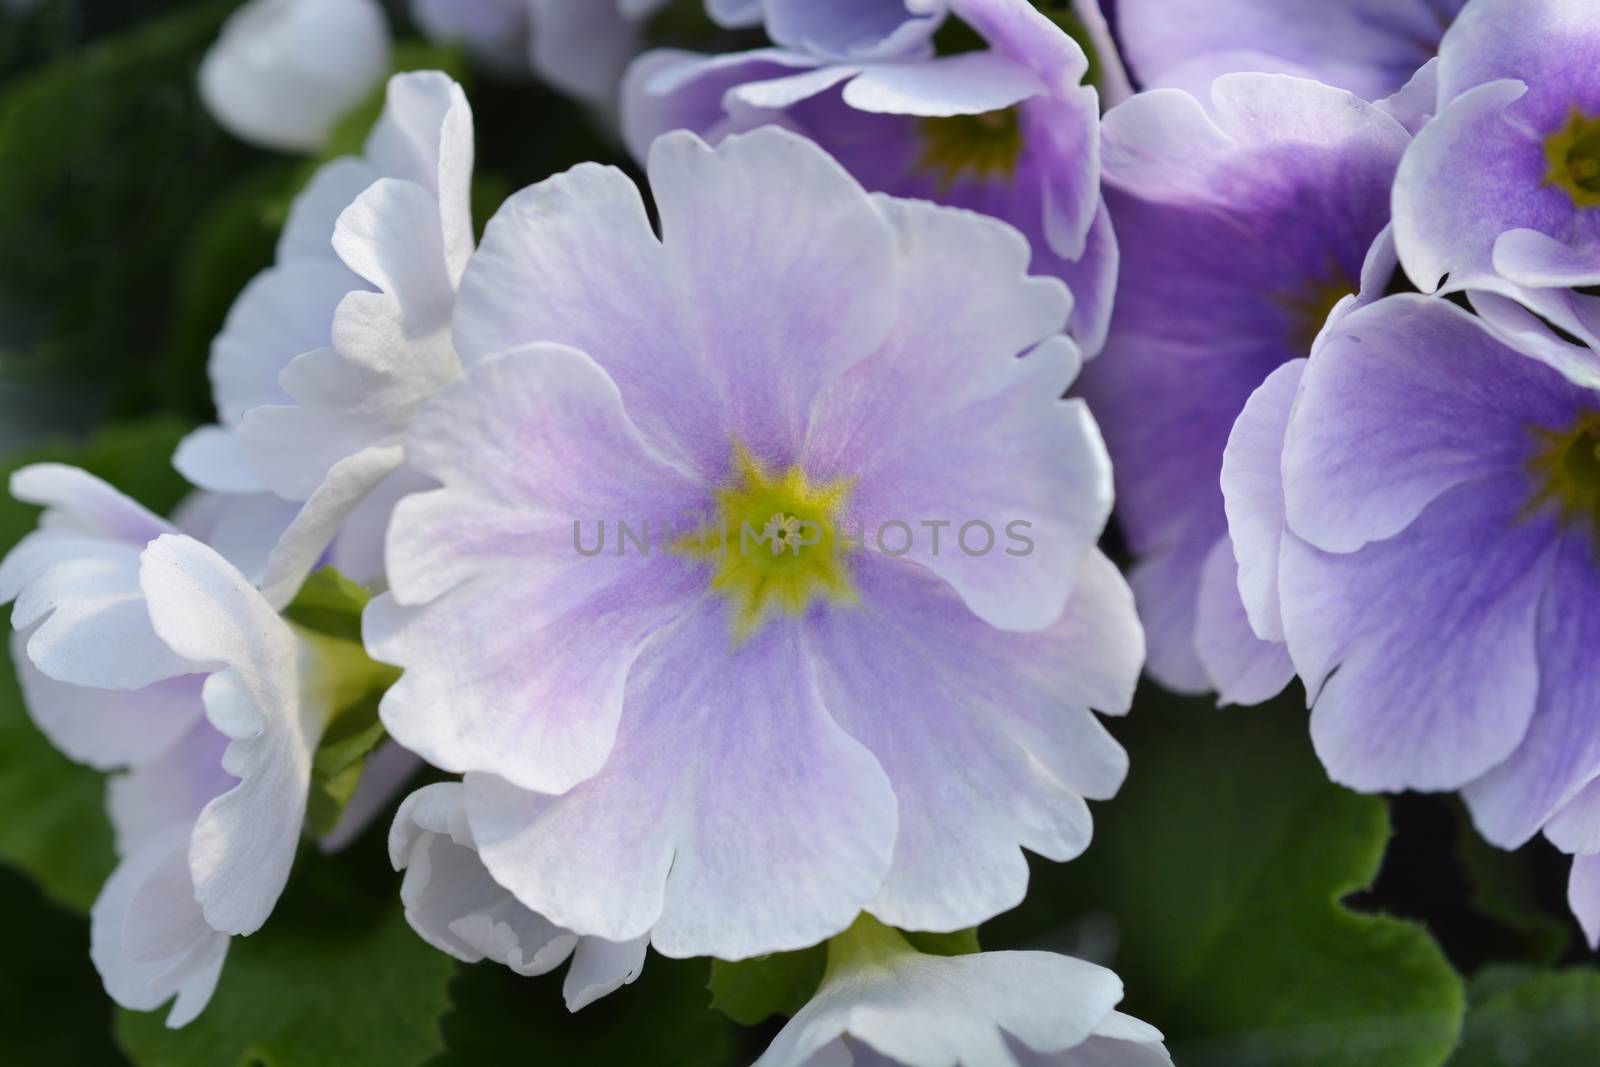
[1283, 297, 1581, 553]
[372, 344, 706, 795]
[1193, 537, 1295, 707]
[466, 602, 899, 960]
[1280, 479, 1553, 792]
[803, 196, 1102, 633]
[806, 551, 1139, 930]
[1464, 531, 1600, 847]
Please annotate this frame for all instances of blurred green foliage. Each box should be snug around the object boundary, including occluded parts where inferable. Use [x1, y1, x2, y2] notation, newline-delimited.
[989, 689, 1468, 1067]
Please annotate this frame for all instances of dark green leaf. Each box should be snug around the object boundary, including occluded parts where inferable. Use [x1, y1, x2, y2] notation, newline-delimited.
[0, 1, 258, 421]
[988, 688, 1466, 1067]
[708, 948, 826, 1026]
[117, 846, 456, 1067]
[1454, 812, 1572, 965]
[432, 954, 753, 1067]
[1450, 966, 1600, 1066]
[0, 864, 126, 1065]
[282, 567, 373, 644]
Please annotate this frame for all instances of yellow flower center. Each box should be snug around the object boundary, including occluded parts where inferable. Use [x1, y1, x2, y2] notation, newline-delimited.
[1544, 106, 1600, 209]
[674, 445, 858, 639]
[1528, 411, 1600, 536]
[916, 107, 1025, 192]
[1275, 268, 1356, 355]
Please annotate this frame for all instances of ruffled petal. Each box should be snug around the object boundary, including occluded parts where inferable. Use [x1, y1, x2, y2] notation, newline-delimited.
[371, 344, 706, 794]
[466, 601, 899, 960]
[804, 196, 1100, 633]
[140, 535, 324, 937]
[806, 550, 1138, 931]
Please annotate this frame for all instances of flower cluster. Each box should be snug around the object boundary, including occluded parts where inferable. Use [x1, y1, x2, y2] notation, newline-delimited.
[8, 0, 1600, 1059]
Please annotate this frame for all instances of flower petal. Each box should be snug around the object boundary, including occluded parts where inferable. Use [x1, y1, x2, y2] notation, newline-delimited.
[804, 196, 1100, 633]
[1464, 531, 1600, 847]
[1280, 479, 1552, 792]
[1283, 297, 1572, 554]
[1193, 537, 1295, 708]
[466, 602, 899, 960]
[806, 550, 1138, 931]
[758, 948, 1125, 1067]
[90, 825, 229, 1029]
[140, 535, 322, 937]
[841, 51, 1043, 117]
[12, 630, 206, 772]
[1220, 358, 1305, 643]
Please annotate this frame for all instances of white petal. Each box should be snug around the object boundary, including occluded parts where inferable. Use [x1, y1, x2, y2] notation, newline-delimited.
[390, 783, 578, 975]
[91, 825, 229, 1029]
[140, 535, 324, 937]
[198, 0, 392, 154]
[12, 629, 205, 772]
[758, 947, 1127, 1067]
[841, 51, 1044, 117]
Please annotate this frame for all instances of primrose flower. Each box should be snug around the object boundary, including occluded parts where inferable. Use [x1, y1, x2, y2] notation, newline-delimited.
[1393, 0, 1600, 369]
[0, 476, 340, 1023]
[199, 0, 392, 153]
[390, 782, 648, 1011]
[623, 0, 1119, 354]
[369, 127, 1142, 960]
[1117, 0, 1467, 102]
[1224, 297, 1600, 899]
[1075, 73, 1410, 701]
[178, 70, 472, 607]
[705, 0, 946, 61]
[0, 470, 398, 1025]
[410, 0, 671, 102]
[755, 916, 1171, 1067]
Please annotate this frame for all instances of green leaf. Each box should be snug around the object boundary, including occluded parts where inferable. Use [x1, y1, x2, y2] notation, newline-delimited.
[1450, 966, 1600, 1065]
[283, 567, 373, 644]
[158, 165, 293, 419]
[0, 865, 125, 1065]
[0, 1, 258, 420]
[117, 842, 457, 1067]
[304, 694, 387, 837]
[432, 955, 753, 1067]
[1454, 810, 1572, 965]
[903, 927, 981, 957]
[285, 567, 400, 835]
[988, 688, 1465, 1067]
[708, 948, 826, 1026]
[0, 417, 190, 911]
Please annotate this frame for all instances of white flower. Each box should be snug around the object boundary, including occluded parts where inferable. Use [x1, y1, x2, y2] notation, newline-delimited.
[178, 70, 472, 607]
[0, 469, 394, 1026]
[199, 0, 392, 153]
[757, 917, 1172, 1067]
[389, 782, 648, 1012]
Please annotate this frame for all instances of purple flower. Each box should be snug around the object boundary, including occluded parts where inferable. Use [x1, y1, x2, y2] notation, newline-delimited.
[410, 0, 673, 102]
[1394, 0, 1600, 374]
[368, 128, 1142, 960]
[1075, 73, 1411, 700]
[1117, 0, 1467, 102]
[1223, 294, 1600, 937]
[622, 0, 1119, 354]
[705, 0, 946, 61]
